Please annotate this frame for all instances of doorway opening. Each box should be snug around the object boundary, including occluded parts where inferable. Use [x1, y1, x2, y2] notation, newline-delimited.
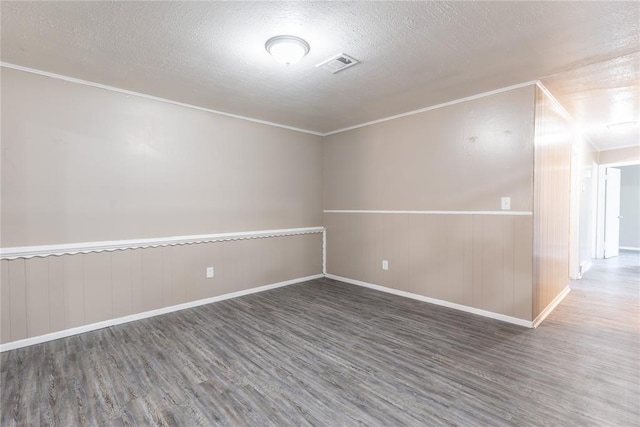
[595, 161, 640, 260]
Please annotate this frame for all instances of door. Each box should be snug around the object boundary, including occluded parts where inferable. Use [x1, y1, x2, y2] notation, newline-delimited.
[604, 167, 621, 258]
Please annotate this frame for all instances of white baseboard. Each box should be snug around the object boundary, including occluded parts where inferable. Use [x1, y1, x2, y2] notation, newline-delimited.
[325, 274, 533, 328]
[0, 274, 323, 353]
[619, 246, 640, 251]
[532, 285, 571, 328]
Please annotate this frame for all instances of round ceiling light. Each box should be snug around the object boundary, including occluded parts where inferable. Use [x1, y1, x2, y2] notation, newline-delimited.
[265, 35, 310, 66]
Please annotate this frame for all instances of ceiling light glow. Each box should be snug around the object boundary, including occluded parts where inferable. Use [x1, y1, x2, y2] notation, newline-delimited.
[265, 35, 310, 66]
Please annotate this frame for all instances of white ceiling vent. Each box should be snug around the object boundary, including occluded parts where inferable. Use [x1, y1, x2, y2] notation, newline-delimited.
[316, 53, 359, 74]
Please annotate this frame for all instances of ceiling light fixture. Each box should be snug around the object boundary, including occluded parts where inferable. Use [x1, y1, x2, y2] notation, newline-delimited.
[265, 35, 310, 66]
[606, 120, 638, 130]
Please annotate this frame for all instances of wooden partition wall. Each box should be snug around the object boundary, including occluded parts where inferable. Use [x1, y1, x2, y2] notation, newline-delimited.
[532, 87, 572, 319]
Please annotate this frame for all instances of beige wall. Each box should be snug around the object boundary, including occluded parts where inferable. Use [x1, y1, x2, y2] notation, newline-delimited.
[1, 67, 580, 343]
[324, 87, 535, 212]
[532, 87, 572, 318]
[325, 213, 533, 320]
[1, 68, 324, 345]
[598, 146, 640, 165]
[1, 68, 323, 247]
[570, 136, 598, 278]
[324, 86, 536, 321]
[578, 139, 598, 271]
[1, 234, 322, 344]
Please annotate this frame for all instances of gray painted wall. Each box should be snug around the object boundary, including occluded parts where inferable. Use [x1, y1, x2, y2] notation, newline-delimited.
[619, 165, 640, 249]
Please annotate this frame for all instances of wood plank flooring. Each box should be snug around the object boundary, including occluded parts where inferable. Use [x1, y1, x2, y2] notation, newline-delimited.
[1, 251, 639, 426]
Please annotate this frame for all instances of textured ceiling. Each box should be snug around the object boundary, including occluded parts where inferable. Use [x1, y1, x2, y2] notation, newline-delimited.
[1, 1, 639, 142]
[541, 52, 640, 151]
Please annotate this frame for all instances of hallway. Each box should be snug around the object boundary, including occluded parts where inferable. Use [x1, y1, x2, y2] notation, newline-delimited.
[548, 249, 640, 424]
[568, 250, 640, 323]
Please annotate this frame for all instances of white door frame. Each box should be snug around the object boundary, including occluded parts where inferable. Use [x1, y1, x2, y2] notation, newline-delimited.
[595, 160, 640, 258]
[590, 161, 598, 260]
[603, 167, 621, 258]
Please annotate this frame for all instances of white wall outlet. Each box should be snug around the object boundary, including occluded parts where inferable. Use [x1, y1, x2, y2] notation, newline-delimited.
[501, 197, 511, 210]
[382, 260, 389, 271]
[206, 267, 214, 278]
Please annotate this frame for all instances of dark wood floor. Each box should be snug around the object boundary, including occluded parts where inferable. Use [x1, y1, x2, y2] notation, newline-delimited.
[2, 252, 639, 426]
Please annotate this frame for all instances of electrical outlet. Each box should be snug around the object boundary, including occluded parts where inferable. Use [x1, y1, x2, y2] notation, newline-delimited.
[501, 197, 511, 210]
[206, 267, 214, 278]
[382, 260, 389, 271]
